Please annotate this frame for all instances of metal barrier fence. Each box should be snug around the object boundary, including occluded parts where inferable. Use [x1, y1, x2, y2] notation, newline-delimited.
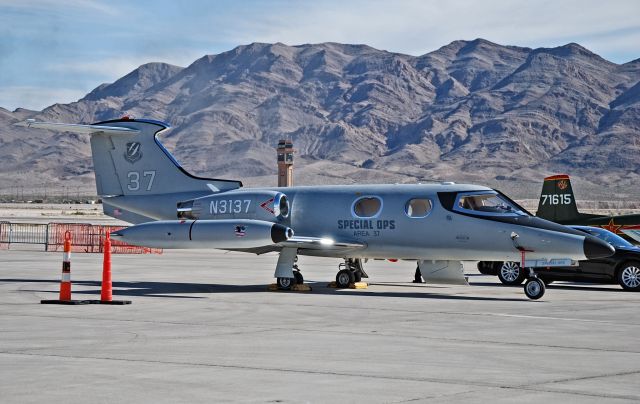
[0, 221, 8, 250]
[0, 223, 48, 248]
[0, 222, 162, 254]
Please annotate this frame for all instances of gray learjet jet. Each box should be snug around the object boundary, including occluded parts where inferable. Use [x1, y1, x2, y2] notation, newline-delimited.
[22, 117, 614, 299]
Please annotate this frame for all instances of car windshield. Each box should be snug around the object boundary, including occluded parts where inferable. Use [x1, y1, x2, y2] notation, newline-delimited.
[456, 192, 527, 216]
[579, 227, 634, 248]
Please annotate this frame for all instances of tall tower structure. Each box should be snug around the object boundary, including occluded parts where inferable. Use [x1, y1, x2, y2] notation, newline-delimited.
[277, 139, 294, 187]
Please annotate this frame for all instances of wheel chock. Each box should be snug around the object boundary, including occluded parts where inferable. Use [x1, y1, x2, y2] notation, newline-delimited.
[327, 281, 368, 289]
[267, 283, 313, 292]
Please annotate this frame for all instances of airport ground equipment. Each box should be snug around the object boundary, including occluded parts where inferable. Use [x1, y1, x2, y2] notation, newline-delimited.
[22, 118, 617, 300]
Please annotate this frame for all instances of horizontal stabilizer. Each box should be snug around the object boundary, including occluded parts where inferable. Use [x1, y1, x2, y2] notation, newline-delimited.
[17, 120, 140, 136]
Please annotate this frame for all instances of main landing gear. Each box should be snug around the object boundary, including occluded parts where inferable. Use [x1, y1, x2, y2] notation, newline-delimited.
[523, 267, 545, 300]
[276, 260, 304, 290]
[335, 258, 368, 288]
[510, 235, 545, 300]
[274, 247, 305, 290]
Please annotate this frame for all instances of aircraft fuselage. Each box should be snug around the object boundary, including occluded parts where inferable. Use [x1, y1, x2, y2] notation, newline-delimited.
[110, 183, 610, 263]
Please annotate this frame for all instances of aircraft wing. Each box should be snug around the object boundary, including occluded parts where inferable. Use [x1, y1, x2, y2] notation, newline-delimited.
[279, 236, 365, 251]
[16, 120, 140, 136]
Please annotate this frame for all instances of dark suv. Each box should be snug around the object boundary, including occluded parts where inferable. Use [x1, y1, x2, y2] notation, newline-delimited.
[477, 226, 640, 291]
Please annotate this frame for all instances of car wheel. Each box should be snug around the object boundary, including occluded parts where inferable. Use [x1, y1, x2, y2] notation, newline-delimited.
[617, 262, 640, 291]
[497, 262, 526, 285]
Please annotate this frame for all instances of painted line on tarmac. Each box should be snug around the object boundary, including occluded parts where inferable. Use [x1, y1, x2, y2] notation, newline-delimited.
[462, 311, 639, 325]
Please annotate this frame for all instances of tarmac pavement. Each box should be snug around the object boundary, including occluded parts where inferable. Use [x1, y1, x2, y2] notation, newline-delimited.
[1, 249, 639, 403]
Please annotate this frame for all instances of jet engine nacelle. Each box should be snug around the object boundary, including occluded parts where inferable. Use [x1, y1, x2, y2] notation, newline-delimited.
[110, 219, 293, 249]
[177, 191, 290, 222]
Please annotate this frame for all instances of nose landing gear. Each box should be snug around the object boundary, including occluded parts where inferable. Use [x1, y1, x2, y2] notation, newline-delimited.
[511, 235, 545, 300]
[523, 267, 545, 300]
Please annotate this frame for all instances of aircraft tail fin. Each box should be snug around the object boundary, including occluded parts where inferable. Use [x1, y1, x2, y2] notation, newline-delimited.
[23, 117, 242, 197]
[535, 174, 580, 222]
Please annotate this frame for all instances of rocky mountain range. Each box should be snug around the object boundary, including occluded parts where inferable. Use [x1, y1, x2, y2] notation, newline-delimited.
[1, 39, 639, 200]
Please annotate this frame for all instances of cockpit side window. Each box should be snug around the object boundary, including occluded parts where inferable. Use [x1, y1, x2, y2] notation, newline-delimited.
[455, 192, 526, 216]
[405, 198, 432, 218]
[352, 196, 382, 218]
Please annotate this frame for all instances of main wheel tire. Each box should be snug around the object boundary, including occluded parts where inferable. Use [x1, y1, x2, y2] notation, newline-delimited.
[293, 271, 304, 285]
[353, 271, 362, 283]
[336, 269, 355, 288]
[617, 262, 640, 291]
[277, 277, 294, 290]
[498, 262, 526, 285]
[524, 278, 546, 300]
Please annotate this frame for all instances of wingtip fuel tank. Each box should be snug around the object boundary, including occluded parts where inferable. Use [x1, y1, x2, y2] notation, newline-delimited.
[111, 219, 293, 249]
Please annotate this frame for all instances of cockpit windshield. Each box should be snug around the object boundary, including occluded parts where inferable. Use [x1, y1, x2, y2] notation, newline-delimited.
[455, 192, 527, 216]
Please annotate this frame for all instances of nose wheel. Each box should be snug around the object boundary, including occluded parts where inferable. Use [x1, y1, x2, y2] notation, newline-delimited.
[523, 267, 545, 300]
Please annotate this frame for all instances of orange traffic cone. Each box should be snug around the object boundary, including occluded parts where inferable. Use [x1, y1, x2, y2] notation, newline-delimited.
[99, 232, 131, 305]
[41, 231, 90, 305]
[100, 232, 112, 302]
[60, 231, 72, 300]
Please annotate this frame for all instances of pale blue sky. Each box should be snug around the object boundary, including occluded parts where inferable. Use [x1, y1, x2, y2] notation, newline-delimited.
[1, 0, 639, 110]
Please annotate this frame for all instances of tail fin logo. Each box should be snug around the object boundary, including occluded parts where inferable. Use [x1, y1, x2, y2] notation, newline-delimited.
[557, 180, 568, 190]
[124, 142, 142, 164]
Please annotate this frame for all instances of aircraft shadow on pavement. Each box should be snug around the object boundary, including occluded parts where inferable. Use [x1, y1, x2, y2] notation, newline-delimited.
[470, 280, 625, 293]
[3, 278, 529, 301]
[546, 283, 624, 292]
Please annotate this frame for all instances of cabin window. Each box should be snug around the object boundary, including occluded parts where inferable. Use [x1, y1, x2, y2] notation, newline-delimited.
[352, 196, 382, 218]
[405, 198, 432, 218]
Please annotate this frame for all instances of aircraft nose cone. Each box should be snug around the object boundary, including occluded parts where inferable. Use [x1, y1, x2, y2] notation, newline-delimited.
[583, 235, 615, 259]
